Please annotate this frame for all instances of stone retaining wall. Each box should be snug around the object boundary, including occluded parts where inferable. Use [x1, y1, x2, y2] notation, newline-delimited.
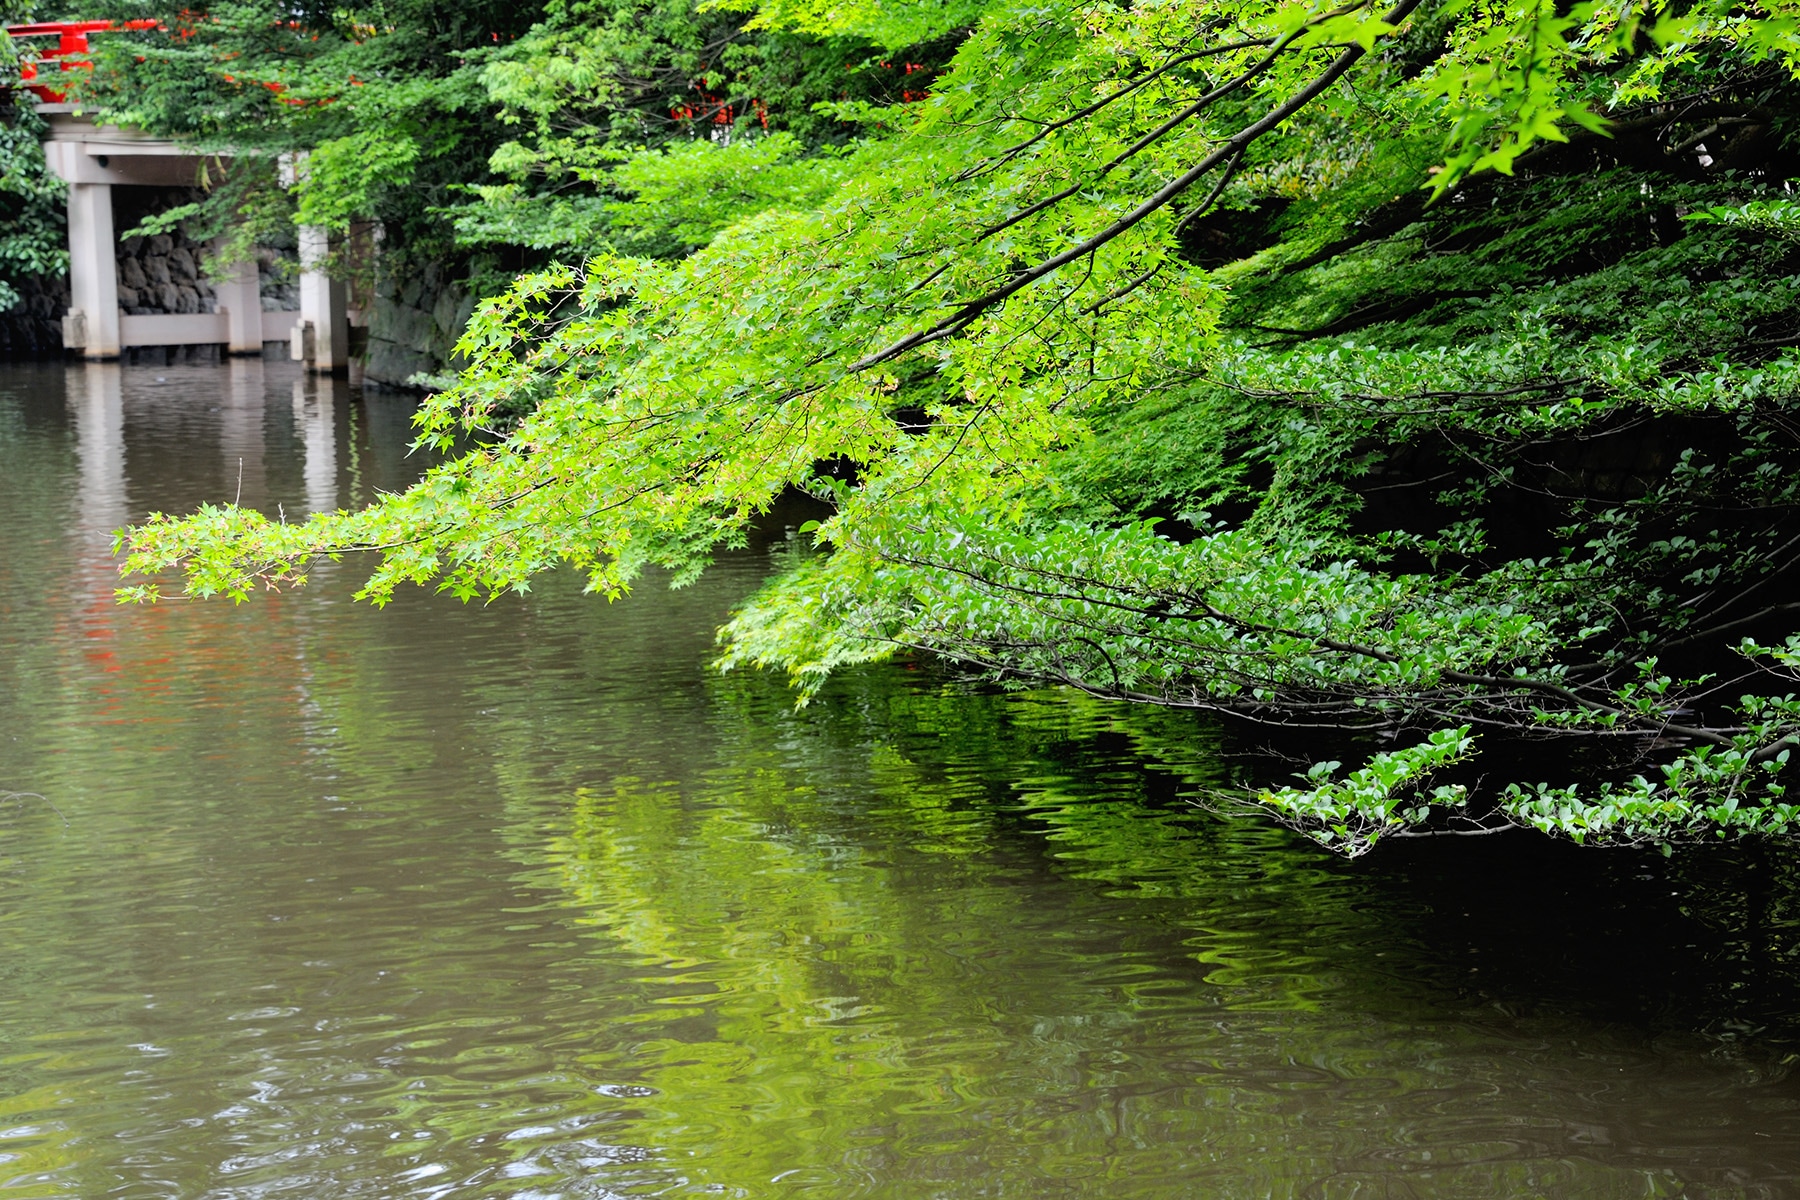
[257, 249, 300, 312]
[0, 272, 70, 359]
[365, 259, 475, 388]
[115, 229, 217, 316]
[112, 186, 216, 318]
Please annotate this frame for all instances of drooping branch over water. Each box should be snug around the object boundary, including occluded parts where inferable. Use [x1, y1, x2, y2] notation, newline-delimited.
[111, 0, 1800, 853]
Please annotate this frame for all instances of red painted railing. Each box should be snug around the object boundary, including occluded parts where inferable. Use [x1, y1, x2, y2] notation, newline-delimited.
[6, 19, 159, 101]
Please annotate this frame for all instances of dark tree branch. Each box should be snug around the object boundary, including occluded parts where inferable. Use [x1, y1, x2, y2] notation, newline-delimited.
[951, 32, 1279, 184]
[846, 0, 1429, 374]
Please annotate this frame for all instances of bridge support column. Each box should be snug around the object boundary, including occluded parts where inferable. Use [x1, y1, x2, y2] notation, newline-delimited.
[295, 225, 347, 375]
[66, 181, 120, 359]
[216, 253, 265, 356]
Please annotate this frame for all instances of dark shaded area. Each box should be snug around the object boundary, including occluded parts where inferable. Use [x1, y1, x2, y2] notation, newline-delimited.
[1177, 195, 1291, 270]
[0, 272, 69, 360]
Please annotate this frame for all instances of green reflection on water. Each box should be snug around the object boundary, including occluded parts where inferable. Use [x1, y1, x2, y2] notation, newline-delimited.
[525, 672, 1743, 1198]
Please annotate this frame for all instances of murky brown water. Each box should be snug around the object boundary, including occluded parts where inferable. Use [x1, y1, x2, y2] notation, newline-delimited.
[1, 360, 1800, 1198]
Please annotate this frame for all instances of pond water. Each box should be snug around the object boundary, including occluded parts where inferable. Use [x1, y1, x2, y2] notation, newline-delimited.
[1, 360, 1799, 1198]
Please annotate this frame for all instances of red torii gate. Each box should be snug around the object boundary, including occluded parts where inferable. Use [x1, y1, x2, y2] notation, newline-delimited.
[6, 20, 160, 102]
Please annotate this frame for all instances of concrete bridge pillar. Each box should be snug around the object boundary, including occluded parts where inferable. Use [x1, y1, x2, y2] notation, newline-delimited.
[66, 181, 120, 359]
[296, 224, 348, 375]
[215, 256, 265, 357]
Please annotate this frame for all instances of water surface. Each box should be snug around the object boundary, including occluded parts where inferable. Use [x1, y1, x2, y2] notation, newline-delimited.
[0, 361, 1798, 1198]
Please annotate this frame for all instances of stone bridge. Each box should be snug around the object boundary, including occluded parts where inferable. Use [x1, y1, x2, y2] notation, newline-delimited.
[10, 21, 351, 372]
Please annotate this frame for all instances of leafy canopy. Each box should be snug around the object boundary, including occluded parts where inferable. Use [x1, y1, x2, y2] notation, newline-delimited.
[114, 0, 1800, 851]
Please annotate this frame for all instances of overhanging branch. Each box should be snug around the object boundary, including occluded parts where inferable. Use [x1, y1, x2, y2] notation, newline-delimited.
[846, 0, 1429, 374]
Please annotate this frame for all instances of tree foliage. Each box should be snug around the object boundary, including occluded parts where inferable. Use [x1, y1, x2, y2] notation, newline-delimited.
[112, 0, 1800, 852]
[40, 0, 949, 274]
[0, 94, 65, 312]
[0, 4, 68, 314]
